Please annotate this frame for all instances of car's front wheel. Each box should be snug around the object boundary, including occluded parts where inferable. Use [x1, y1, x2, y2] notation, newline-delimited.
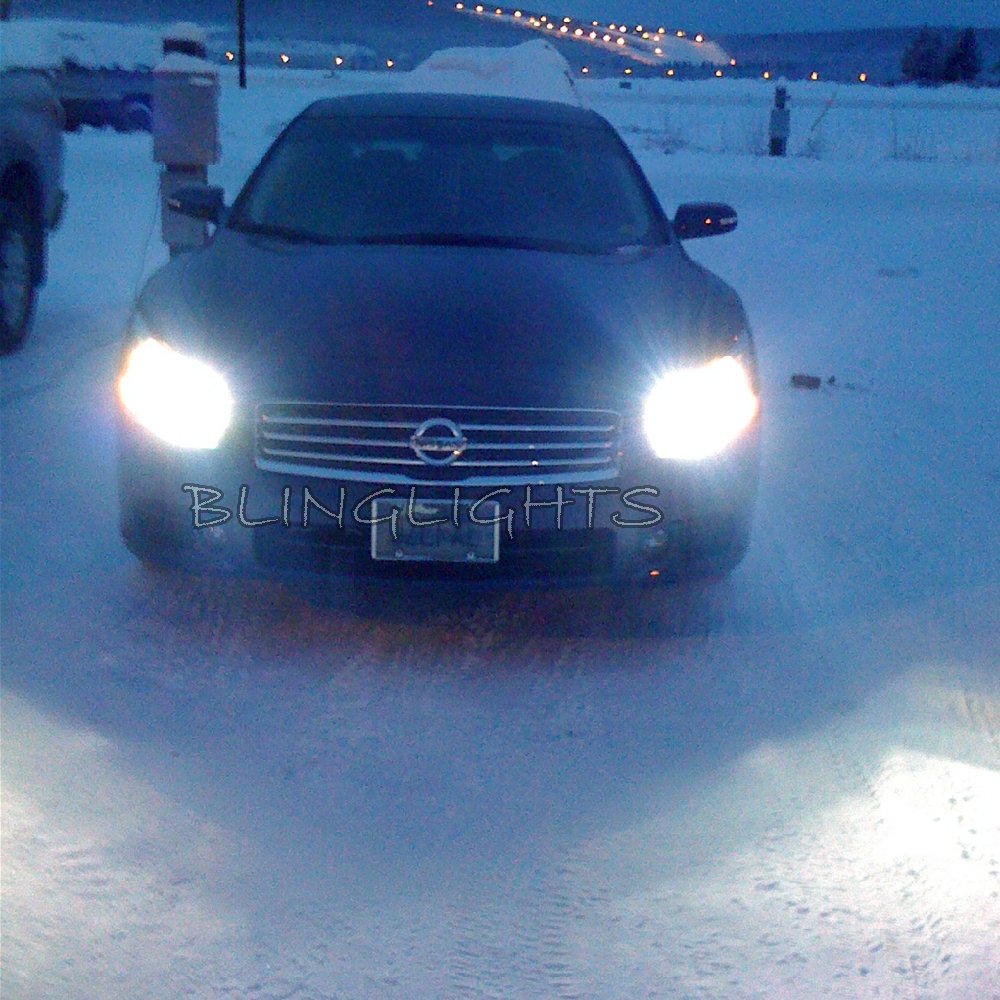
[0, 198, 39, 354]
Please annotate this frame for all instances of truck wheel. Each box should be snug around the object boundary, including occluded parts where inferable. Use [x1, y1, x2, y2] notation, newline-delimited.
[0, 198, 39, 354]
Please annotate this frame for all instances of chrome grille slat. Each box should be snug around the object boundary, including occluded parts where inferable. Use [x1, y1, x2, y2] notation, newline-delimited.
[261, 447, 427, 466]
[261, 431, 409, 448]
[261, 415, 418, 430]
[461, 441, 614, 452]
[255, 402, 622, 485]
[450, 456, 610, 468]
[444, 422, 618, 434]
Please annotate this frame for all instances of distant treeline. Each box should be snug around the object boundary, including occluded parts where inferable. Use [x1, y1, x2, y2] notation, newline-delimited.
[902, 27, 984, 83]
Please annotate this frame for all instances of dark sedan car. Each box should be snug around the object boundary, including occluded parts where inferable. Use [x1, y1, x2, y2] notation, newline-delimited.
[117, 92, 760, 584]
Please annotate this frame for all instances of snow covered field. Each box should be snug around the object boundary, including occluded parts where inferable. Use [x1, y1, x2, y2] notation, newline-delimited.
[2, 68, 1000, 999]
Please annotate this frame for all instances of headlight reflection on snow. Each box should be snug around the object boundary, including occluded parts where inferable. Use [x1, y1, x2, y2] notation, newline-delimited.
[118, 336, 234, 449]
[642, 355, 758, 460]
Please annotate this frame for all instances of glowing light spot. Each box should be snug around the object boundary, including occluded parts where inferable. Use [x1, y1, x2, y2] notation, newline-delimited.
[858, 72, 868, 82]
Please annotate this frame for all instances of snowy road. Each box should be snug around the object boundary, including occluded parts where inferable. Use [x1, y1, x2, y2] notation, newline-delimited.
[2, 81, 1000, 999]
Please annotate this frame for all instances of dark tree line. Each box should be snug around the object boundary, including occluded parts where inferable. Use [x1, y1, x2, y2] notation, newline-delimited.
[902, 27, 982, 83]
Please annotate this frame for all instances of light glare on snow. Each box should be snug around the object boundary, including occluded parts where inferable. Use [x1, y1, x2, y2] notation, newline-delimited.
[118, 336, 234, 449]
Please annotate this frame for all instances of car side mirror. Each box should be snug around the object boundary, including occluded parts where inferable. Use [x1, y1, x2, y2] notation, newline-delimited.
[673, 202, 737, 240]
[166, 185, 226, 224]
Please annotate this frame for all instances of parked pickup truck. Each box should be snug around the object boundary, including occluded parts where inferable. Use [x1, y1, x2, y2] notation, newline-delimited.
[1, 69, 67, 352]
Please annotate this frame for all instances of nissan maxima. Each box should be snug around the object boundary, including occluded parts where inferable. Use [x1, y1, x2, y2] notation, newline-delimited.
[117, 92, 760, 584]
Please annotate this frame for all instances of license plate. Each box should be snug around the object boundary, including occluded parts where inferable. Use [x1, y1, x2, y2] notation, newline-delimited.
[370, 499, 500, 563]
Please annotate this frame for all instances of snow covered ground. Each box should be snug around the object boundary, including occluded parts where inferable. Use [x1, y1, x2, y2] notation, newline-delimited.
[2, 67, 1000, 1000]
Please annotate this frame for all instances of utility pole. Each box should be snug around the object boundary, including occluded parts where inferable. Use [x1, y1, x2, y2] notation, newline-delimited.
[236, 0, 247, 88]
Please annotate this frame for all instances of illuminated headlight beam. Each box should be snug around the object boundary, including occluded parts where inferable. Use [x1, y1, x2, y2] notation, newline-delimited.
[118, 335, 234, 450]
[643, 356, 758, 460]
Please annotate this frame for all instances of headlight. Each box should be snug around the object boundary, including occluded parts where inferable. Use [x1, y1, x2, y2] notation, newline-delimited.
[118, 335, 234, 449]
[643, 355, 758, 461]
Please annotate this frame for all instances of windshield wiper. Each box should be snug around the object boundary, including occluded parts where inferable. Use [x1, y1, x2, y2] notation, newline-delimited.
[230, 220, 335, 246]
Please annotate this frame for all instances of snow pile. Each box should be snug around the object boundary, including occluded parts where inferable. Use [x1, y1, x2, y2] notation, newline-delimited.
[161, 21, 206, 47]
[402, 39, 581, 106]
[0, 19, 162, 71]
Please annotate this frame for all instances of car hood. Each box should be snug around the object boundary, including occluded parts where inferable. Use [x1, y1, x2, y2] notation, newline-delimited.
[137, 229, 747, 410]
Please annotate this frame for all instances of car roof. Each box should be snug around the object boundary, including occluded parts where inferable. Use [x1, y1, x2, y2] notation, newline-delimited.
[300, 91, 610, 129]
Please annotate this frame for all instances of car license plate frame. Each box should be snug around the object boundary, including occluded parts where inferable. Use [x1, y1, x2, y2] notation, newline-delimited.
[370, 499, 501, 563]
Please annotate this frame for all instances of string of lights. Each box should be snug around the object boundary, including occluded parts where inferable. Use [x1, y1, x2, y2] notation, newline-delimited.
[450, 3, 728, 70]
[219, 5, 872, 84]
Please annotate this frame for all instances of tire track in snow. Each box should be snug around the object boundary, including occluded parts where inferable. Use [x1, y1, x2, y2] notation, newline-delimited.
[442, 857, 595, 1000]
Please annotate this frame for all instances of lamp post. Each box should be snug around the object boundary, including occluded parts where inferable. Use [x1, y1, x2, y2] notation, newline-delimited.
[236, 0, 247, 88]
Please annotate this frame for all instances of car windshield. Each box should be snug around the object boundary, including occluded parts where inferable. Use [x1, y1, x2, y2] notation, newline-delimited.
[229, 113, 669, 254]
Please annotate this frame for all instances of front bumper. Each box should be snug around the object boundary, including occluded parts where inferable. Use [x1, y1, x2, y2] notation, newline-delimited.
[118, 411, 760, 584]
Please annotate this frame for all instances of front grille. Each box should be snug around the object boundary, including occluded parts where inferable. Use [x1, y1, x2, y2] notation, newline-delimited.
[255, 402, 622, 486]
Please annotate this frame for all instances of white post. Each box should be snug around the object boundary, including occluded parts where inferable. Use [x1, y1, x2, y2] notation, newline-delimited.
[152, 23, 220, 256]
